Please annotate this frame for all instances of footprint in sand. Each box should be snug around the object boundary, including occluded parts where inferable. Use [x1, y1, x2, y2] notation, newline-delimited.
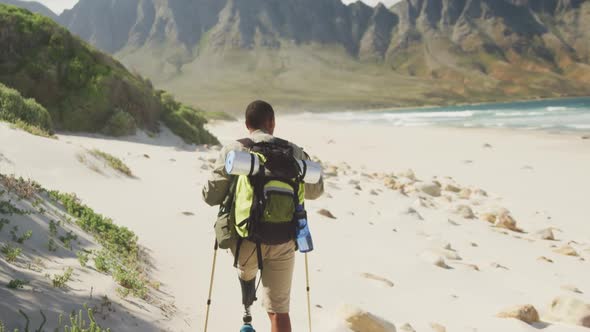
[360, 273, 394, 288]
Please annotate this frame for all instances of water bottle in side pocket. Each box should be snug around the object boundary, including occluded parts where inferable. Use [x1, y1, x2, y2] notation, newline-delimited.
[295, 205, 314, 253]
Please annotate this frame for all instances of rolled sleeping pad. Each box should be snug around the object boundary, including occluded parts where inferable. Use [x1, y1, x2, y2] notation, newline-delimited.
[225, 150, 322, 184]
[296, 159, 322, 184]
[225, 150, 261, 176]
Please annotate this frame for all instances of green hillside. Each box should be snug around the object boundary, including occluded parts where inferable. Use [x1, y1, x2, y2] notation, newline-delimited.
[0, 4, 218, 144]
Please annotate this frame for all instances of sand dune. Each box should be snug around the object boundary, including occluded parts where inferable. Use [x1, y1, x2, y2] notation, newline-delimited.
[1, 117, 590, 331]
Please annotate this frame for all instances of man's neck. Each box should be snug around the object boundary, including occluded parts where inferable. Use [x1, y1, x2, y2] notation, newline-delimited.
[249, 128, 270, 135]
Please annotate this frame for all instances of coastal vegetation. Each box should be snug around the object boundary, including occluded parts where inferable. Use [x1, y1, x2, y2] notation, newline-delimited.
[0, 173, 154, 330]
[0, 4, 219, 144]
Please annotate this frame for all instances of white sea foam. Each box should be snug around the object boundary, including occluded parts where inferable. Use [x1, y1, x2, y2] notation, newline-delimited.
[546, 106, 569, 112]
[302, 99, 590, 131]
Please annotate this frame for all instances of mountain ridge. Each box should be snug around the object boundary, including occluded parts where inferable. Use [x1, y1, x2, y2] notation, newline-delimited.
[4, 0, 590, 111]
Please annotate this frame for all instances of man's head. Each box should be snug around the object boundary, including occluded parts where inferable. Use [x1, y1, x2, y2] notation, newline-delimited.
[245, 100, 275, 135]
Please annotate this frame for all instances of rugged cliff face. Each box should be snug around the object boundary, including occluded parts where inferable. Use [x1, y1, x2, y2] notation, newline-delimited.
[5, 0, 590, 110]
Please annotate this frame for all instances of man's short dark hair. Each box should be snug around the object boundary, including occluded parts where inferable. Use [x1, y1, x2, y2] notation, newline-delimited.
[245, 100, 274, 129]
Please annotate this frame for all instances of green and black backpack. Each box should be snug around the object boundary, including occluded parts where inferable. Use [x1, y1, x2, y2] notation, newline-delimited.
[231, 137, 306, 270]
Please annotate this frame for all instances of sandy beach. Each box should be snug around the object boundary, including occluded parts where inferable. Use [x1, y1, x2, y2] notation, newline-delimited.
[1, 116, 589, 332]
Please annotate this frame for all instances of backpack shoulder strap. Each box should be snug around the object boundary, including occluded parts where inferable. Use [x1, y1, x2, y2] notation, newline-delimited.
[237, 138, 256, 148]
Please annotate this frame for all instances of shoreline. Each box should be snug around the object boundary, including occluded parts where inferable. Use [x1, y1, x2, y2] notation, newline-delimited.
[263, 94, 590, 115]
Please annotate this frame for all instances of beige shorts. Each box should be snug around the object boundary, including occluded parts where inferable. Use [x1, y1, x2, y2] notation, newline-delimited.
[231, 239, 296, 313]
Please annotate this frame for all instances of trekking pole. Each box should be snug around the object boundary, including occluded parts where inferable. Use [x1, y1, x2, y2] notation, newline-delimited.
[204, 240, 219, 332]
[304, 253, 312, 332]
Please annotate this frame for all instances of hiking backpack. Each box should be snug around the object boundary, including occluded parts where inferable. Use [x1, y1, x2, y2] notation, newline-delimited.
[231, 137, 306, 270]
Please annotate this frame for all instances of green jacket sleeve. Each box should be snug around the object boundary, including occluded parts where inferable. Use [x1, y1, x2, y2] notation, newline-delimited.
[294, 146, 324, 201]
[202, 146, 233, 206]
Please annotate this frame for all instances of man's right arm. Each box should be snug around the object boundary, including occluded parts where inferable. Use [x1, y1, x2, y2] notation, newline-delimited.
[202, 146, 233, 206]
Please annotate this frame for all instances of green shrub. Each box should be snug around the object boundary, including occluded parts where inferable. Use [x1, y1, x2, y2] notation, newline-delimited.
[89, 150, 133, 177]
[113, 267, 148, 299]
[77, 251, 89, 267]
[7, 279, 28, 289]
[94, 251, 110, 273]
[0, 83, 53, 137]
[0, 218, 9, 232]
[59, 230, 77, 250]
[52, 267, 73, 288]
[16, 229, 33, 244]
[0, 5, 219, 145]
[0, 199, 24, 215]
[102, 109, 137, 136]
[48, 238, 58, 252]
[1, 244, 22, 262]
[162, 102, 219, 145]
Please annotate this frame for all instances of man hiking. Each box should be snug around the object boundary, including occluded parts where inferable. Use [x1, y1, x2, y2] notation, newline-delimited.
[202, 100, 324, 332]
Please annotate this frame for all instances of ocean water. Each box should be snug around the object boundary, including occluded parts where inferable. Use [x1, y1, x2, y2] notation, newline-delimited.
[304, 97, 590, 132]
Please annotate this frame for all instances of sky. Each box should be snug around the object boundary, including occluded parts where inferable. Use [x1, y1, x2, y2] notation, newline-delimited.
[32, 0, 400, 14]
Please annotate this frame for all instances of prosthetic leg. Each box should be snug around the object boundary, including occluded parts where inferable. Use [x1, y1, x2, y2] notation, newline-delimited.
[239, 278, 258, 332]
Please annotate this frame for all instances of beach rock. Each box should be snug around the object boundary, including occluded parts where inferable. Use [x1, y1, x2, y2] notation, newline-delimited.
[317, 209, 337, 219]
[399, 323, 416, 332]
[455, 205, 475, 219]
[582, 135, 589, 140]
[431, 248, 462, 261]
[545, 296, 590, 327]
[397, 169, 416, 181]
[428, 238, 453, 251]
[341, 306, 397, 332]
[418, 182, 441, 197]
[444, 184, 461, 193]
[481, 213, 497, 224]
[430, 322, 446, 332]
[412, 197, 436, 208]
[495, 217, 520, 232]
[453, 262, 480, 271]
[459, 188, 472, 200]
[497, 305, 540, 324]
[447, 219, 460, 226]
[494, 212, 522, 232]
[473, 188, 488, 197]
[561, 285, 583, 294]
[553, 245, 579, 257]
[536, 228, 555, 241]
[420, 251, 450, 269]
[403, 207, 423, 220]
[491, 262, 509, 270]
[361, 273, 395, 288]
[324, 166, 338, 177]
[384, 177, 397, 190]
[537, 256, 554, 263]
[442, 195, 453, 203]
[143, 154, 150, 159]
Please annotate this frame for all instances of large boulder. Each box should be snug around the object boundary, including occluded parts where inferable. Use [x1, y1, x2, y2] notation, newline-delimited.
[545, 296, 590, 327]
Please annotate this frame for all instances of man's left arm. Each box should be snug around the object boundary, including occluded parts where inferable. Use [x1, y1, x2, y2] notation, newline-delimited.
[296, 147, 324, 200]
